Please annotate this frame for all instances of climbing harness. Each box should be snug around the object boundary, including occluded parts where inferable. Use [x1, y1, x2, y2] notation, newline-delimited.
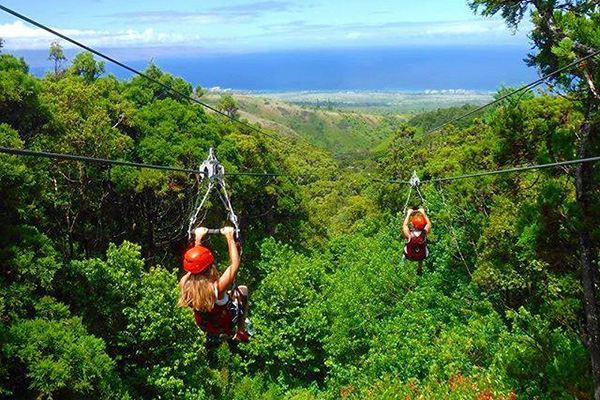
[188, 148, 240, 241]
[402, 171, 428, 214]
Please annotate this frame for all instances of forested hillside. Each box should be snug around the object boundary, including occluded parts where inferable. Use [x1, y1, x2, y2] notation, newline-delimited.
[202, 93, 402, 156]
[1, 1, 600, 399]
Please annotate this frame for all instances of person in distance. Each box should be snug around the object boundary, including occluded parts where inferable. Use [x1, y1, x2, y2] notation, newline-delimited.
[402, 207, 432, 275]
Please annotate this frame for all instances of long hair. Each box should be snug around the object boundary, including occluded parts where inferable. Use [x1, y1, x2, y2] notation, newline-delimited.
[177, 265, 220, 312]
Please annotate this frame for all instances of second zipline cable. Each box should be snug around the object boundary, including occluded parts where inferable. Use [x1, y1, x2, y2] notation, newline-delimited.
[387, 156, 600, 185]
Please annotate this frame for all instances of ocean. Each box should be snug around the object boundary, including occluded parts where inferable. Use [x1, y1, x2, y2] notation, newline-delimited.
[15, 45, 537, 92]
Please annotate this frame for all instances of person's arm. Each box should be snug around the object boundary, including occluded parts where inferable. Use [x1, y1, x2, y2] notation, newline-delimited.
[402, 208, 413, 239]
[217, 227, 240, 293]
[419, 207, 432, 234]
[194, 227, 208, 246]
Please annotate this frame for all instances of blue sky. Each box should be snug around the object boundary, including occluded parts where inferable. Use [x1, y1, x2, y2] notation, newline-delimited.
[0, 0, 531, 58]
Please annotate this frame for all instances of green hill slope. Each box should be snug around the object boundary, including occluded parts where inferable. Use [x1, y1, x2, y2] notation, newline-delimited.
[204, 93, 403, 156]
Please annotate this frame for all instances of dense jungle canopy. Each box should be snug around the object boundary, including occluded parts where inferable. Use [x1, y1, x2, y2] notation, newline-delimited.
[1, 0, 600, 399]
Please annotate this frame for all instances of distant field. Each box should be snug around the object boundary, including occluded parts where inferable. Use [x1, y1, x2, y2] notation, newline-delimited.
[243, 90, 493, 113]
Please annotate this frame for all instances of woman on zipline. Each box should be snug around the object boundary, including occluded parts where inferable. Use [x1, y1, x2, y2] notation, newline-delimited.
[178, 227, 249, 342]
[403, 207, 432, 275]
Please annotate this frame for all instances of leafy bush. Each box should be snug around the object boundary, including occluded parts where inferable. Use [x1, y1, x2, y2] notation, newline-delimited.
[3, 298, 120, 399]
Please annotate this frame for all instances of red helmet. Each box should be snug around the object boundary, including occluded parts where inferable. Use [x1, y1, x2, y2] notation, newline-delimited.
[411, 215, 427, 230]
[183, 246, 214, 274]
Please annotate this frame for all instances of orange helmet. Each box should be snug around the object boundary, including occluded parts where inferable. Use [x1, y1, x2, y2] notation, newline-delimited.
[411, 215, 427, 230]
[183, 246, 214, 274]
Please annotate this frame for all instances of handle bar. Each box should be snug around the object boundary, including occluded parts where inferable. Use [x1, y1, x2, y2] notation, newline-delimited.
[200, 228, 239, 235]
[194, 228, 240, 239]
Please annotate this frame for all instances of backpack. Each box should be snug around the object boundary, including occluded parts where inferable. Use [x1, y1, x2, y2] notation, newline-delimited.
[404, 229, 428, 262]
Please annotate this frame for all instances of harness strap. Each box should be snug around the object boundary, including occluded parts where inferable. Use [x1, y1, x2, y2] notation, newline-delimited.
[188, 180, 214, 240]
[403, 171, 429, 214]
[216, 180, 240, 239]
[402, 185, 413, 215]
[415, 184, 429, 213]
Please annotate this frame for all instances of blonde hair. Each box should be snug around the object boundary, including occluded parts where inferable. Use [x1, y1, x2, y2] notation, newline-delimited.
[177, 265, 220, 312]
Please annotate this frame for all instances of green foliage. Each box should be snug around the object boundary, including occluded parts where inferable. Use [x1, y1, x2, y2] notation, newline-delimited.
[62, 242, 219, 399]
[374, 91, 596, 398]
[217, 93, 239, 118]
[69, 51, 106, 82]
[0, 124, 36, 241]
[0, 46, 597, 400]
[230, 375, 284, 400]
[226, 94, 399, 155]
[495, 308, 592, 399]
[345, 374, 516, 400]
[408, 103, 480, 132]
[469, 0, 600, 99]
[4, 311, 119, 399]
[48, 41, 67, 76]
[124, 63, 193, 105]
[0, 55, 48, 138]
[322, 223, 503, 385]
[1, 226, 63, 320]
[247, 239, 328, 386]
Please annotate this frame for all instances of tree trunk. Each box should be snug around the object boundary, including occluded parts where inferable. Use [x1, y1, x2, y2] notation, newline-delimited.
[145, 192, 156, 263]
[576, 105, 600, 400]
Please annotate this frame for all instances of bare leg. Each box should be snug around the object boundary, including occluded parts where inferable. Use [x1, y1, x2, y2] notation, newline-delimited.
[417, 261, 423, 276]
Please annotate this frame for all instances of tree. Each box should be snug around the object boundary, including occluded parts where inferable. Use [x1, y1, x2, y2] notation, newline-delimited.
[469, 0, 600, 397]
[70, 51, 106, 82]
[0, 55, 48, 140]
[48, 41, 67, 76]
[124, 62, 193, 104]
[217, 93, 238, 118]
[0, 37, 4, 52]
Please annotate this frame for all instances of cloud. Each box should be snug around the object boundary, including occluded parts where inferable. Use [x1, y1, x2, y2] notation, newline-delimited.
[0, 14, 529, 52]
[421, 21, 508, 35]
[0, 20, 203, 50]
[346, 32, 364, 40]
[257, 18, 531, 47]
[262, 18, 517, 38]
[213, 1, 293, 14]
[105, 1, 294, 24]
[105, 11, 230, 24]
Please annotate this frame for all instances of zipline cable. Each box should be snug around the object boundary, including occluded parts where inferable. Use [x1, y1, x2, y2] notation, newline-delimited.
[387, 156, 600, 185]
[425, 49, 600, 136]
[4, 146, 600, 195]
[0, 147, 288, 178]
[0, 4, 291, 148]
[3, 148, 600, 185]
